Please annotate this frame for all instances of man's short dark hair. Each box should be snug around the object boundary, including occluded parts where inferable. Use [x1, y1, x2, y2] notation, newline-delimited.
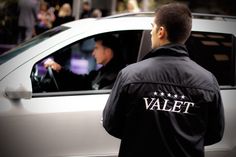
[94, 34, 119, 55]
[154, 3, 192, 43]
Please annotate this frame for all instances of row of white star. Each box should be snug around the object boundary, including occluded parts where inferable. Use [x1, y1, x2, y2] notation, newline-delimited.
[153, 92, 186, 99]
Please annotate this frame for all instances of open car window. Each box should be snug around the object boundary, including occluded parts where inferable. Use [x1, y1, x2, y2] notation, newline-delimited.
[31, 30, 143, 94]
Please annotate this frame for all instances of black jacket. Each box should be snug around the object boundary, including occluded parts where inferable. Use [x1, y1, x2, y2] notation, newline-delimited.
[103, 43, 225, 157]
[54, 57, 124, 91]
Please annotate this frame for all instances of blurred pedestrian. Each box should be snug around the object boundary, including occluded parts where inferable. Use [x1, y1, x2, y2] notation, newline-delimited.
[17, 0, 39, 44]
[116, 1, 126, 13]
[80, 1, 93, 19]
[103, 3, 224, 157]
[35, 1, 55, 34]
[92, 9, 102, 18]
[53, 3, 75, 27]
[127, 0, 140, 13]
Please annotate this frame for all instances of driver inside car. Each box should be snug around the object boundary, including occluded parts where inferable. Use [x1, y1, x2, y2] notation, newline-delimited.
[43, 34, 125, 91]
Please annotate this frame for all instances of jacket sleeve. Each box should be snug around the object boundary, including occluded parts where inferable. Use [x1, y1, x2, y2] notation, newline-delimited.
[102, 71, 127, 139]
[204, 76, 225, 146]
[54, 68, 92, 91]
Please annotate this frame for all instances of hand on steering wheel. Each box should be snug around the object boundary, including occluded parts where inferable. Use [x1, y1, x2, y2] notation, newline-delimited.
[44, 58, 61, 91]
[44, 58, 62, 72]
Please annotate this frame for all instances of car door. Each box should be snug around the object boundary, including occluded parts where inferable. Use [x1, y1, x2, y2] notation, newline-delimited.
[0, 30, 143, 157]
[185, 31, 236, 157]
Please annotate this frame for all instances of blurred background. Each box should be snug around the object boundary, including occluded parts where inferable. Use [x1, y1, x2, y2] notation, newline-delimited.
[0, 0, 236, 54]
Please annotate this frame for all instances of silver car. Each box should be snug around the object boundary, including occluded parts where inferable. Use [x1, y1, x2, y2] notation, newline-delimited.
[0, 13, 236, 157]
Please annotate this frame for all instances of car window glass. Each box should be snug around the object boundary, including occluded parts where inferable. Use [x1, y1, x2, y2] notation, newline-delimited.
[186, 31, 234, 86]
[31, 30, 143, 94]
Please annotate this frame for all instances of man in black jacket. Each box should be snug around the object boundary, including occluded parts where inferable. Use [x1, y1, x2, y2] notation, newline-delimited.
[103, 3, 225, 157]
[44, 34, 124, 91]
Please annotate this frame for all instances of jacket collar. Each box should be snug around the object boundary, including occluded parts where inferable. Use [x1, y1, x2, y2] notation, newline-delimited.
[100, 56, 124, 73]
[142, 43, 189, 60]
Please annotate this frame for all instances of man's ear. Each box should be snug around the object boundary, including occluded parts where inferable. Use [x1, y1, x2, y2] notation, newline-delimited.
[105, 47, 113, 57]
[158, 26, 166, 39]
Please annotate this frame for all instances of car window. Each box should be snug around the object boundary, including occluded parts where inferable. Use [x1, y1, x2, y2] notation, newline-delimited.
[31, 30, 143, 94]
[138, 30, 235, 86]
[186, 31, 235, 86]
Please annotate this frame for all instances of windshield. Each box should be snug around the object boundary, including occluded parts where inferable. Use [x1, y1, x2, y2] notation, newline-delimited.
[0, 26, 69, 65]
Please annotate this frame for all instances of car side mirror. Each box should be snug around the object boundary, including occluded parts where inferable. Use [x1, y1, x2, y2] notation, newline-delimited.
[5, 84, 32, 99]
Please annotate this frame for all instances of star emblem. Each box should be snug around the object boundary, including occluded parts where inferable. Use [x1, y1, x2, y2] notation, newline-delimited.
[160, 92, 165, 96]
[181, 95, 185, 99]
[154, 92, 158, 96]
[167, 93, 171, 97]
[174, 94, 178, 98]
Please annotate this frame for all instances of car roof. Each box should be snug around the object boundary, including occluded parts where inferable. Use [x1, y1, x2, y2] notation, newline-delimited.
[63, 12, 236, 35]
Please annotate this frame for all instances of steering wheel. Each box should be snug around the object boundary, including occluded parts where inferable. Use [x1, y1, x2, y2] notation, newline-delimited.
[31, 64, 60, 92]
[47, 66, 60, 91]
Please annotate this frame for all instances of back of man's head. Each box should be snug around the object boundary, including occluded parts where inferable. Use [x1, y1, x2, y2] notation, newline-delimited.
[154, 3, 192, 43]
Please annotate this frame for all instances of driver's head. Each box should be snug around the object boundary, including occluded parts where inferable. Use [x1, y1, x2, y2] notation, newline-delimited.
[92, 34, 119, 65]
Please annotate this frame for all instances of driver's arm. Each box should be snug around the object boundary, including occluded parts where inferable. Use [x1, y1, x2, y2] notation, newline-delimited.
[44, 58, 62, 72]
[43, 58, 92, 91]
